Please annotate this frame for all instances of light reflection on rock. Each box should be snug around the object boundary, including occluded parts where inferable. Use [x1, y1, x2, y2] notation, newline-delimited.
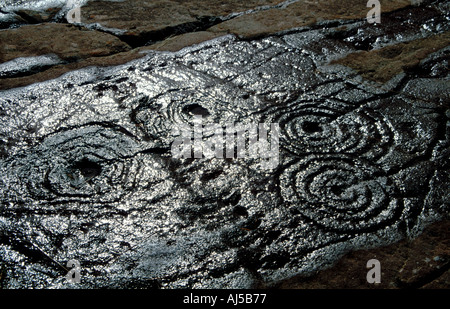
[0, 1, 448, 289]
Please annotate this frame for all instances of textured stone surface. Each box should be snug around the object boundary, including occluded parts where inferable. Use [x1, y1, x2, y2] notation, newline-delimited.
[79, 0, 289, 46]
[276, 220, 450, 289]
[1, 1, 448, 90]
[208, 0, 412, 38]
[0, 4, 64, 29]
[0, 0, 449, 289]
[146, 31, 227, 52]
[332, 32, 450, 83]
[0, 47, 152, 90]
[0, 23, 131, 63]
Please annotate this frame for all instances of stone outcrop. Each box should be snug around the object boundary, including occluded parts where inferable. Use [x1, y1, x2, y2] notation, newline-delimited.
[0, 23, 131, 63]
[0, 0, 448, 289]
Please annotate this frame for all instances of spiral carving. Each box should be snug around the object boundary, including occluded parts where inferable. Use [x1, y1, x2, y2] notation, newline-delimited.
[11, 125, 171, 205]
[260, 99, 395, 161]
[280, 154, 402, 233]
[132, 86, 254, 141]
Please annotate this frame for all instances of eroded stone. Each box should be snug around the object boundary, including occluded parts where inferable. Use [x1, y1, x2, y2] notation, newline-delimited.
[276, 220, 450, 289]
[0, 23, 131, 63]
[332, 31, 450, 83]
[0, 0, 448, 290]
[208, 0, 412, 38]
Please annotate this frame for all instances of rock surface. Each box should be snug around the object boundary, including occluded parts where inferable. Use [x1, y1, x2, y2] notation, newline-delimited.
[1, 0, 448, 90]
[332, 31, 450, 83]
[0, 23, 131, 63]
[79, 0, 289, 46]
[277, 219, 450, 289]
[207, 0, 412, 38]
[0, 0, 448, 289]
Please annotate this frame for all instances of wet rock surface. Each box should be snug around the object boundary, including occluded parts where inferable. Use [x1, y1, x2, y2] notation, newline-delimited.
[276, 219, 450, 289]
[0, 0, 449, 289]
